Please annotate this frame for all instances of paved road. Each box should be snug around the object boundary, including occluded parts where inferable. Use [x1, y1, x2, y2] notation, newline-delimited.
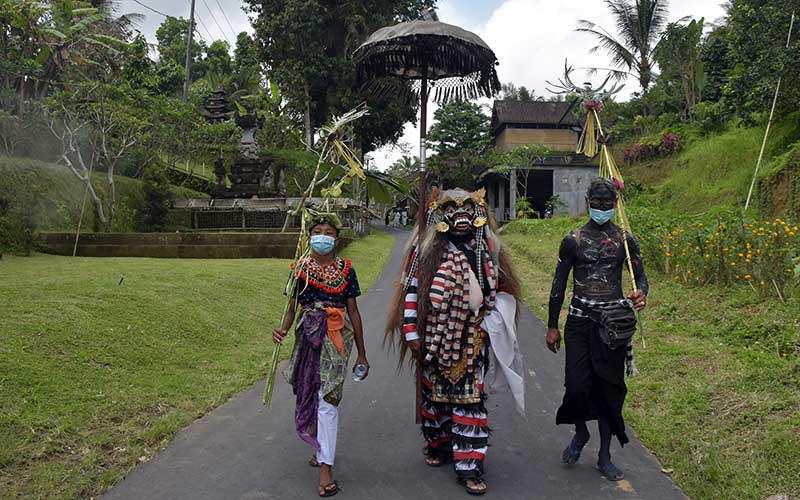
[103, 230, 684, 500]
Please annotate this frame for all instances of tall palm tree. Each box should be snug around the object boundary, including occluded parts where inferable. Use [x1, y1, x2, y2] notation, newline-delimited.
[576, 0, 670, 91]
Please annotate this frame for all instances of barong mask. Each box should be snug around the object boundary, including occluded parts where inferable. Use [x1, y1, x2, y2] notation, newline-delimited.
[429, 188, 488, 236]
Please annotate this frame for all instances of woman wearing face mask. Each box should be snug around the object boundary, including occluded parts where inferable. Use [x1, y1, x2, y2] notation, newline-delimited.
[545, 178, 648, 482]
[273, 213, 369, 497]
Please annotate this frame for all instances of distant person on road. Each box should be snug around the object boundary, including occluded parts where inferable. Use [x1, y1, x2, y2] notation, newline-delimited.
[273, 213, 369, 497]
[546, 178, 648, 481]
[385, 210, 390, 226]
[386, 188, 525, 496]
[401, 210, 408, 226]
[393, 210, 401, 227]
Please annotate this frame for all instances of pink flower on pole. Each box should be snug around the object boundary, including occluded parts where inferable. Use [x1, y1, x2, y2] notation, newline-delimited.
[613, 178, 625, 192]
[585, 100, 605, 112]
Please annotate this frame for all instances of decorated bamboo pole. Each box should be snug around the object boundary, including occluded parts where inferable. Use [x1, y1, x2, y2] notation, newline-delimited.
[264, 106, 369, 407]
[588, 108, 646, 347]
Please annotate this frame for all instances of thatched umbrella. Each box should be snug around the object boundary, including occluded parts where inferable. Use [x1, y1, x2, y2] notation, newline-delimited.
[354, 18, 501, 228]
[354, 17, 500, 421]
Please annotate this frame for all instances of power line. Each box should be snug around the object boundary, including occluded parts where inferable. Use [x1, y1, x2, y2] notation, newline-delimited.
[195, 15, 215, 42]
[200, 0, 232, 44]
[130, 0, 171, 18]
[214, 0, 239, 41]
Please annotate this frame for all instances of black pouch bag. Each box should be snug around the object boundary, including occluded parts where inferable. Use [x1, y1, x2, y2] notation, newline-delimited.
[589, 301, 637, 349]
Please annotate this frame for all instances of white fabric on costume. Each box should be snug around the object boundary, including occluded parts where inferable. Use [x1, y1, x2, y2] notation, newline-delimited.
[316, 390, 338, 466]
[482, 292, 526, 416]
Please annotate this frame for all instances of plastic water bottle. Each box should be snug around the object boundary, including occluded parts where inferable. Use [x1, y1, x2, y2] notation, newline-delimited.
[353, 364, 367, 382]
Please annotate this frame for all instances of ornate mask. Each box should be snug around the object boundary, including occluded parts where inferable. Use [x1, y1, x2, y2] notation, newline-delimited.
[429, 188, 488, 235]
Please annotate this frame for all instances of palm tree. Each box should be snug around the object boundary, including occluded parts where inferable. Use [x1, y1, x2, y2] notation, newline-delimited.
[576, 0, 670, 91]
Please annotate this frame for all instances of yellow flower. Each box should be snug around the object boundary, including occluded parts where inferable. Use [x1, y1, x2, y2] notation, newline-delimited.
[759, 280, 766, 287]
[744, 274, 751, 280]
[790, 232, 796, 237]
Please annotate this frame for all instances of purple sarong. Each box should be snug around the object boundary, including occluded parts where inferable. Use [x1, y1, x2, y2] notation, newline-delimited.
[290, 308, 328, 450]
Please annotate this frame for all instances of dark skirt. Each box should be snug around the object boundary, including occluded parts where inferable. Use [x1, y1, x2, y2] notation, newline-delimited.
[555, 315, 629, 446]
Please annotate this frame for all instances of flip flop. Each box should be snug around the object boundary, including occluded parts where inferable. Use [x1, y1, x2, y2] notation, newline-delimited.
[561, 438, 587, 465]
[318, 480, 338, 497]
[309, 455, 320, 467]
[459, 477, 487, 496]
[595, 462, 625, 481]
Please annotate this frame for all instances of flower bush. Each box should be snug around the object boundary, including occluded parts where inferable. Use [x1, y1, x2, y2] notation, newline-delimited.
[621, 131, 684, 163]
[633, 208, 799, 298]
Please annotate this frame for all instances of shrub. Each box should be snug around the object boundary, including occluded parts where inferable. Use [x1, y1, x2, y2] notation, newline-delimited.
[633, 208, 799, 298]
[621, 131, 684, 164]
[0, 182, 38, 255]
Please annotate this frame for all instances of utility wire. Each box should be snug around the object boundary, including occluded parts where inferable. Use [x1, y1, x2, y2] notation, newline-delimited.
[214, 0, 239, 40]
[200, 0, 232, 44]
[130, 0, 171, 18]
[195, 15, 215, 42]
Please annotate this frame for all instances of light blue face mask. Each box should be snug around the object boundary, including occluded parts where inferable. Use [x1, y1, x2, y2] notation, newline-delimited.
[589, 208, 615, 225]
[310, 234, 335, 255]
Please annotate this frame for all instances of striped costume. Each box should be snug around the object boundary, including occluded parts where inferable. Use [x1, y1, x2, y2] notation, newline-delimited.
[404, 238, 496, 478]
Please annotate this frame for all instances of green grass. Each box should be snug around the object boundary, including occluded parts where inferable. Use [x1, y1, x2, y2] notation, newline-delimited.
[0, 230, 394, 499]
[0, 156, 205, 235]
[621, 116, 800, 213]
[502, 218, 799, 500]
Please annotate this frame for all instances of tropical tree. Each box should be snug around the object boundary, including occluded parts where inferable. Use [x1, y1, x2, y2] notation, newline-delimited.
[426, 100, 491, 188]
[576, 0, 671, 91]
[245, 0, 435, 149]
[501, 82, 541, 101]
[655, 18, 705, 113]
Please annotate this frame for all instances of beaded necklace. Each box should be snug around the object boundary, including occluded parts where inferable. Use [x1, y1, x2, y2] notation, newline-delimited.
[292, 256, 351, 294]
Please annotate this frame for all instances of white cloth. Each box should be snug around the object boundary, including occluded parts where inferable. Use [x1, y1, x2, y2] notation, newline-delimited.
[316, 390, 338, 466]
[482, 292, 526, 416]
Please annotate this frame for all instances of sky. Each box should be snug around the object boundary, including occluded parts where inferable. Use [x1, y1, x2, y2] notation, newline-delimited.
[118, 0, 728, 170]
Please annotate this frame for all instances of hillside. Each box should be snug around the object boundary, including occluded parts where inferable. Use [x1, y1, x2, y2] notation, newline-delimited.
[0, 157, 205, 250]
[619, 114, 800, 215]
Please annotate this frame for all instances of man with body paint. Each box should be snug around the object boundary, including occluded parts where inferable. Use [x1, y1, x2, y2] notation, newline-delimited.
[546, 178, 648, 481]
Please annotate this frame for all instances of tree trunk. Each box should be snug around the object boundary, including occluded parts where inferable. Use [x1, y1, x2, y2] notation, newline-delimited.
[303, 81, 313, 149]
[106, 165, 115, 232]
[17, 78, 25, 117]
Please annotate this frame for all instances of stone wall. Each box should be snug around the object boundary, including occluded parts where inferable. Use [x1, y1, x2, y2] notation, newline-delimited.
[40, 232, 352, 259]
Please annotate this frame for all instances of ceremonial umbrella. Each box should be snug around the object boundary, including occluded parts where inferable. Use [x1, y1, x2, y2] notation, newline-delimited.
[354, 19, 501, 228]
[353, 18, 501, 421]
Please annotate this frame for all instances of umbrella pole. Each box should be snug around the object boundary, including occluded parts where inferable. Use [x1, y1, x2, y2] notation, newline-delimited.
[415, 70, 428, 425]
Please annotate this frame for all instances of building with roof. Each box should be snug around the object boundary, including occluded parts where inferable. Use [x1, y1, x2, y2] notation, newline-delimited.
[480, 100, 598, 222]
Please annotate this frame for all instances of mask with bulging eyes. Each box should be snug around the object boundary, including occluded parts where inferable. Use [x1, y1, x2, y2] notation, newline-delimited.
[441, 199, 477, 235]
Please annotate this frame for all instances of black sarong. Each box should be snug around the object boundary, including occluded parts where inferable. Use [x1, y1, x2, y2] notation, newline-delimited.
[555, 315, 629, 446]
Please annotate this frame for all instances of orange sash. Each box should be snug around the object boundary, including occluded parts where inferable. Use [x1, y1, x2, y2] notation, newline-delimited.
[325, 307, 346, 356]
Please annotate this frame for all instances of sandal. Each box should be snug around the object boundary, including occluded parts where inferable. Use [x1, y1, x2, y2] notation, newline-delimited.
[595, 462, 625, 481]
[423, 450, 450, 467]
[318, 481, 339, 497]
[459, 477, 487, 496]
[561, 437, 588, 465]
[309, 455, 320, 467]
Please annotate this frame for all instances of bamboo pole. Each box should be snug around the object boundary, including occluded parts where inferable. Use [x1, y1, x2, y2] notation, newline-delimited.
[744, 11, 795, 211]
[593, 109, 646, 348]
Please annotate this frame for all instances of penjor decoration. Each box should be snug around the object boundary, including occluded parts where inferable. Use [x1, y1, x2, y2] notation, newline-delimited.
[263, 105, 370, 407]
[547, 63, 646, 346]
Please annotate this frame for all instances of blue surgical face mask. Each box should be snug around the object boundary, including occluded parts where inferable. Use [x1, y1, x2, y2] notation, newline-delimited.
[310, 234, 335, 255]
[589, 208, 615, 225]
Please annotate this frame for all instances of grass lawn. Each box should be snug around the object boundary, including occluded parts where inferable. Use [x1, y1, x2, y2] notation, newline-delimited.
[0, 229, 394, 499]
[502, 218, 799, 500]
